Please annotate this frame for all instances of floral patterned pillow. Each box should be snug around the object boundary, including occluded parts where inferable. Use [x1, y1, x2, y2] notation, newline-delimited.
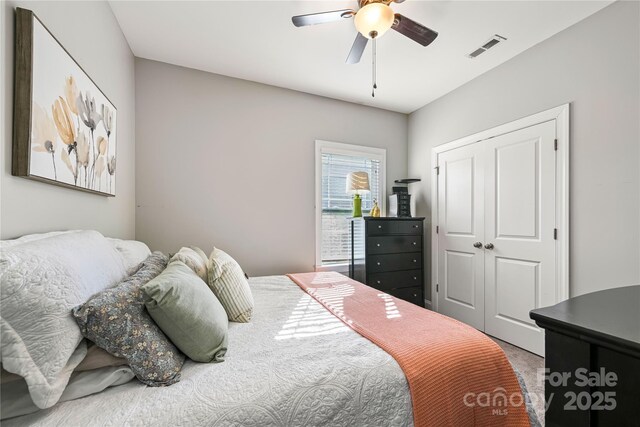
[72, 252, 185, 386]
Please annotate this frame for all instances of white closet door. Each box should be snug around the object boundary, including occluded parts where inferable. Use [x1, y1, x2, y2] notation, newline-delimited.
[483, 120, 557, 356]
[437, 143, 485, 330]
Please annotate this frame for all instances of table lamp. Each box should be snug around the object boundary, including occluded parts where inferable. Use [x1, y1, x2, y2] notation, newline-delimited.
[346, 171, 370, 217]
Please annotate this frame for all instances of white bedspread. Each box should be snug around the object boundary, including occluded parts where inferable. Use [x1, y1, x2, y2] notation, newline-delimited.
[5, 275, 413, 426]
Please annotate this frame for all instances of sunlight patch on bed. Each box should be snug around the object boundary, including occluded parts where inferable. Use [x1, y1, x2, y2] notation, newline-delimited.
[275, 294, 349, 340]
[379, 293, 402, 319]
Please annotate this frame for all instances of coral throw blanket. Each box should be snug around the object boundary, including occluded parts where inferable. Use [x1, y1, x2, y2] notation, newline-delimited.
[287, 272, 530, 427]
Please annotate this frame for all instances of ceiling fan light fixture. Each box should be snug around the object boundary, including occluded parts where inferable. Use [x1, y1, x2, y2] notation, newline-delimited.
[354, 3, 394, 39]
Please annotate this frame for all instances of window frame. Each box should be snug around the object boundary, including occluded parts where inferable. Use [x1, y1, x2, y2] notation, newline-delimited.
[314, 140, 387, 271]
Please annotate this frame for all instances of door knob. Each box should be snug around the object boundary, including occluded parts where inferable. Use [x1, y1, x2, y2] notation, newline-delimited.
[473, 242, 483, 248]
[484, 243, 494, 250]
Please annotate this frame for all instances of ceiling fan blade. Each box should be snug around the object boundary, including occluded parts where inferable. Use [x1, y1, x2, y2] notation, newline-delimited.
[391, 14, 438, 47]
[292, 9, 354, 27]
[346, 33, 368, 64]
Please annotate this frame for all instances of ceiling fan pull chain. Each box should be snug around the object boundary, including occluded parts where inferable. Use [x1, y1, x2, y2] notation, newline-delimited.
[372, 37, 377, 97]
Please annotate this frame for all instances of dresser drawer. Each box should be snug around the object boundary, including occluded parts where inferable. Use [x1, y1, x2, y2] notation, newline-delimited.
[387, 286, 423, 307]
[368, 270, 421, 291]
[367, 220, 424, 236]
[396, 221, 423, 235]
[367, 236, 421, 254]
[367, 253, 422, 273]
[367, 220, 394, 235]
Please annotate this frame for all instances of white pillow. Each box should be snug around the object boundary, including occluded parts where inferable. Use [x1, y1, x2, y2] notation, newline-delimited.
[0, 365, 135, 420]
[0, 230, 127, 409]
[107, 238, 151, 274]
[0, 230, 77, 249]
[170, 246, 208, 282]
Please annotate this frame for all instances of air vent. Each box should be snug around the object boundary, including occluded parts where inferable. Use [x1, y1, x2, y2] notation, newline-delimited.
[468, 48, 485, 58]
[482, 38, 501, 50]
[467, 34, 507, 59]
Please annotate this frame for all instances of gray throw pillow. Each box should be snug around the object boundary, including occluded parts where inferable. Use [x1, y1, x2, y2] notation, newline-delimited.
[142, 261, 228, 363]
[72, 252, 185, 387]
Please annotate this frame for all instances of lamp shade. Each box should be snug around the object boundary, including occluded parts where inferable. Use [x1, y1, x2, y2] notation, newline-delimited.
[354, 3, 395, 39]
[346, 171, 370, 195]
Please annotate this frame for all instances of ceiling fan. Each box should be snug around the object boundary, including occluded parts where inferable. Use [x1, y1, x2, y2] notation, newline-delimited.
[292, 0, 438, 96]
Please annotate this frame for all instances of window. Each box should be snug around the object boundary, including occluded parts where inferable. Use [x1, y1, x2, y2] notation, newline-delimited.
[315, 140, 386, 269]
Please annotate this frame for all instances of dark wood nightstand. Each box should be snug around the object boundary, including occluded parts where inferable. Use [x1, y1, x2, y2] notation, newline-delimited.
[530, 285, 640, 426]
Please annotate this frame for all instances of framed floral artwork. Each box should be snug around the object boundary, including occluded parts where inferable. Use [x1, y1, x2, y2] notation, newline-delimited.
[13, 7, 117, 196]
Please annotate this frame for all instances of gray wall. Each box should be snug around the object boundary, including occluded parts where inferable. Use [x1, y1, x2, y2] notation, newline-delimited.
[0, 1, 136, 239]
[408, 1, 640, 300]
[135, 58, 408, 276]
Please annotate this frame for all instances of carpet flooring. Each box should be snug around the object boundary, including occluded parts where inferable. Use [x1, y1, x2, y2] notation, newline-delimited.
[490, 336, 546, 425]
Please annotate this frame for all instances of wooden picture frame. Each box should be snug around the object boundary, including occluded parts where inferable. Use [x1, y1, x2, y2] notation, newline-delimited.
[13, 7, 117, 196]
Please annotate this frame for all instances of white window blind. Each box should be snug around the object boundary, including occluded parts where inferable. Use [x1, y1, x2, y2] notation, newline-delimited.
[320, 152, 382, 264]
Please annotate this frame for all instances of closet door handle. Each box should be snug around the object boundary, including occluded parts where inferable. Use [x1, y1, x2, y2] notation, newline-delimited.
[473, 242, 483, 248]
[484, 243, 494, 250]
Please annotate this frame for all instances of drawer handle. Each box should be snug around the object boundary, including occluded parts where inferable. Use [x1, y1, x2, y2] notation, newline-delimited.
[412, 242, 417, 246]
[413, 225, 419, 228]
[413, 277, 417, 280]
[413, 259, 417, 263]
[376, 280, 381, 284]
[377, 243, 381, 247]
[377, 262, 381, 266]
[378, 225, 383, 229]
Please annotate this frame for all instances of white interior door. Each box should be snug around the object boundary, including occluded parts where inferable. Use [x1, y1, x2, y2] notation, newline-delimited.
[483, 120, 557, 356]
[436, 143, 485, 330]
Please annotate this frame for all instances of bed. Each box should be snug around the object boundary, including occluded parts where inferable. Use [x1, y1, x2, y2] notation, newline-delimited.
[1, 232, 539, 426]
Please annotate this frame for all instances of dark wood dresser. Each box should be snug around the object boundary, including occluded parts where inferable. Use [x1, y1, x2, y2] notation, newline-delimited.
[362, 217, 425, 307]
[530, 285, 640, 427]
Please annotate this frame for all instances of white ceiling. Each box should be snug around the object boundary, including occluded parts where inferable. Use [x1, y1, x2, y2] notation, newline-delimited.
[110, 0, 612, 113]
